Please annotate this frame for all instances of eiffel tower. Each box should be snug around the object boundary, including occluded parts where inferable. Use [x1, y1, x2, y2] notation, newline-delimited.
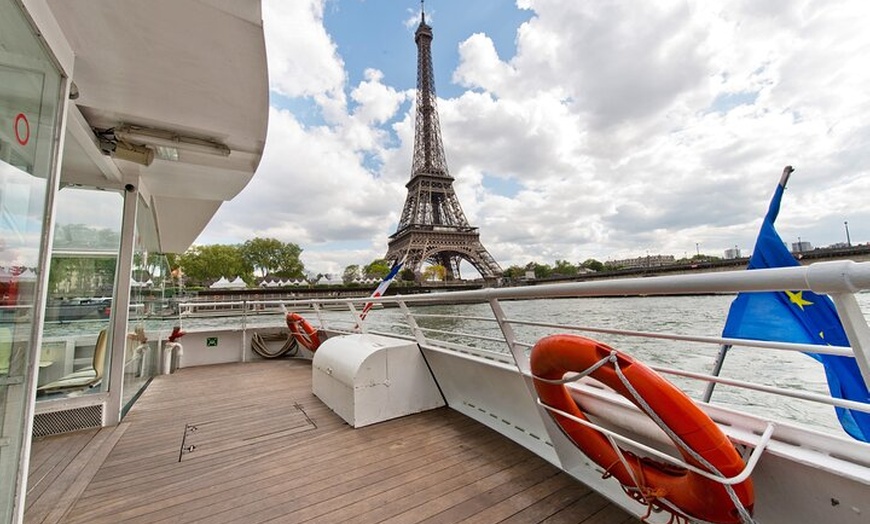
[385, 8, 502, 281]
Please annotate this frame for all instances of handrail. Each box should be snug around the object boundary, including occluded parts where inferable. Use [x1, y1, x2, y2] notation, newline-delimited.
[167, 261, 870, 438]
[183, 262, 870, 309]
[505, 319, 857, 357]
[296, 261, 870, 304]
[652, 365, 870, 414]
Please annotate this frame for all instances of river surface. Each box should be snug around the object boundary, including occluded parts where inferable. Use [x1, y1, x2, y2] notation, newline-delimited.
[44, 292, 870, 439]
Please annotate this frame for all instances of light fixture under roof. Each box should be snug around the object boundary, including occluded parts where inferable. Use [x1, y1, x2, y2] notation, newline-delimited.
[114, 124, 231, 158]
[95, 130, 155, 166]
[113, 141, 155, 165]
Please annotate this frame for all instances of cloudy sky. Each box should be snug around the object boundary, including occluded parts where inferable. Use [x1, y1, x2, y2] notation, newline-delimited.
[196, 0, 870, 277]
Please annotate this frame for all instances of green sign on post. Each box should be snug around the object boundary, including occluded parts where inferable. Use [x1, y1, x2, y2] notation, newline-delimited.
[206, 337, 218, 347]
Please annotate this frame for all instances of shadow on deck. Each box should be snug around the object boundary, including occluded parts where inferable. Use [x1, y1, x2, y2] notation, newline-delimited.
[26, 359, 640, 523]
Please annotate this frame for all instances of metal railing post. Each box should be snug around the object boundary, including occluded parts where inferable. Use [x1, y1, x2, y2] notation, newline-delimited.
[489, 298, 528, 373]
[399, 301, 428, 346]
[702, 344, 731, 402]
[347, 302, 367, 334]
[831, 293, 870, 388]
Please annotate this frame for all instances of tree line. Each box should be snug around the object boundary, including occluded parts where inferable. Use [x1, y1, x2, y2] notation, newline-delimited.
[499, 254, 720, 281]
[163, 238, 305, 288]
[143, 238, 724, 290]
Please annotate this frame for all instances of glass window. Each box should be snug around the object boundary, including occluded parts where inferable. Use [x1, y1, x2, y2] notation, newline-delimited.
[0, 0, 64, 519]
[37, 188, 121, 398]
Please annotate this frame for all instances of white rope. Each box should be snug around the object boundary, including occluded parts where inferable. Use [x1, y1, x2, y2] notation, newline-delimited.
[604, 433, 644, 496]
[610, 357, 756, 524]
[531, 352, 615, 384]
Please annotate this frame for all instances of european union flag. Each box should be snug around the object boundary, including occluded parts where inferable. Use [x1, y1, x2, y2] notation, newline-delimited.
[722, 166, 870, 441]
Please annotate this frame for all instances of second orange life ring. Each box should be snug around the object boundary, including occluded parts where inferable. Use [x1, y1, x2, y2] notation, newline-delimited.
[286, 312, 321, 352]
[531, 334, 754, 524]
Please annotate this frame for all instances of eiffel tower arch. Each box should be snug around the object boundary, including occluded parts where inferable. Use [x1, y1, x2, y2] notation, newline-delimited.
[385, 8, 502, 281]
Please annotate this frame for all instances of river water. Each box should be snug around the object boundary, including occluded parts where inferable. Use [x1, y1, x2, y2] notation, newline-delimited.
[44, 292, 870, 439]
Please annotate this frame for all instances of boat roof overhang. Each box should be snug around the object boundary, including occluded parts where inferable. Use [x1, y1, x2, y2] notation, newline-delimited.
[33, 0, 269, 253]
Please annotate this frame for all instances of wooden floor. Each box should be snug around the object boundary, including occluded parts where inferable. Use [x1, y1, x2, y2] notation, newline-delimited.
[26, 360, 640, 524]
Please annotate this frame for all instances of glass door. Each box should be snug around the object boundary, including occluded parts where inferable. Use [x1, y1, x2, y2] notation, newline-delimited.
[0, 0, 64, 520]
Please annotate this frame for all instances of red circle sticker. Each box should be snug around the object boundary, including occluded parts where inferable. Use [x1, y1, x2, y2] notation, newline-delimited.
[14, 113, 30, 146]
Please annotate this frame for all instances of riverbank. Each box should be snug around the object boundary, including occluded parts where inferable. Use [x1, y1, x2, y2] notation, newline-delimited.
[529, 244, 870, 285]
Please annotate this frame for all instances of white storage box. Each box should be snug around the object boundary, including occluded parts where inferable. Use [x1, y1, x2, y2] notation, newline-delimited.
[312, 334, 445, 427]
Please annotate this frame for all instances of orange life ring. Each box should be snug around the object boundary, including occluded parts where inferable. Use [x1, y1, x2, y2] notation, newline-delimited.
[531, 334, 753, 524]
[286, 312, 321, 352]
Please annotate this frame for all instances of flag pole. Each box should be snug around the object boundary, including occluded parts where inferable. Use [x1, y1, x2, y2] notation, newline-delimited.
[704, 166, 794, 403]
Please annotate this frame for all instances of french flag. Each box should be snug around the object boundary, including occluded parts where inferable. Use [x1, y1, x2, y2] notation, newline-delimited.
[360, 259, 404, 320]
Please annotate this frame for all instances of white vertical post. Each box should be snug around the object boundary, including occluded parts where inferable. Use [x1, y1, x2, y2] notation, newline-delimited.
[347, 302, 366, 334]
[831, 293, 870, 388]
[104, 183, 138, 425]
[489, 298, 528, 374]
[398, 301, 427, 346]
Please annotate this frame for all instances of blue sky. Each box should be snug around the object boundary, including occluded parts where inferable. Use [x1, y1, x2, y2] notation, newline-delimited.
[325, 1, 532, 95]
[198, 0, 870, 277]
[280, 1, 533, 128]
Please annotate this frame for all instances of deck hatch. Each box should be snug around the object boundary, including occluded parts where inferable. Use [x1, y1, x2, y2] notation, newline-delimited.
[177, 403, 316, 462]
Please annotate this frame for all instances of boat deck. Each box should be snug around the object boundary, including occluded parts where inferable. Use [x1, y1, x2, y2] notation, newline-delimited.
[26, 360, 640, 523]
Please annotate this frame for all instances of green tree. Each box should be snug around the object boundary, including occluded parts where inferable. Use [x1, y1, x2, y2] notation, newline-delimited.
[526, 262, 552, 279]
[502, 265, 526, 280]
[132, 251, 167, 284]
[240, 237, 304, 278]
[552, 259, 578, 276]
[399, 267, 416, 282]
[581, 258, 604, 272]
[342, 264, 361, 284]
[179, 244, 251, 287]
[48, 256, 116, 297]
[422, 264, 447, 282]
[364, 258, 391, 280]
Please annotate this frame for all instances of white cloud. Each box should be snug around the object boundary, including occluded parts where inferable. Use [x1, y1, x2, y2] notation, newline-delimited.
[201, 0, 870, 275]
[263, 0, 345, 101]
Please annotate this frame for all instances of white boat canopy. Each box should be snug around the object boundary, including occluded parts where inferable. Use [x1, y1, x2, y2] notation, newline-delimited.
[47, 0, 269, 253]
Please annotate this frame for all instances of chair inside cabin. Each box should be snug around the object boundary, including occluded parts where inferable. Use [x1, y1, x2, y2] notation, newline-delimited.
[37, 329, 107, 394]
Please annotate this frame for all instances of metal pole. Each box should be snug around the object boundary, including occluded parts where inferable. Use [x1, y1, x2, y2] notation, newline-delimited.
[845, 221, 852, 247]
[702, 344, 731, 402]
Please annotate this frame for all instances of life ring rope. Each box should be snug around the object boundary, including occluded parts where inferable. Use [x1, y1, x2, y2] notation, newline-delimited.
[286, 312, 321, 352]
[531, 334, 757, 524]
[609, 352, 753, 524]
[533, 351, 615, 385]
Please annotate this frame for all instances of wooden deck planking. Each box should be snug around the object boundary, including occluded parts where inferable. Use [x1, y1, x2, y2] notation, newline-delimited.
[26, 428, 98, 510]
[27, 360, 640, 523]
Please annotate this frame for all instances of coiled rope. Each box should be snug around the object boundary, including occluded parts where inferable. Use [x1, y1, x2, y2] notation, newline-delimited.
[251, 332, 298, 359]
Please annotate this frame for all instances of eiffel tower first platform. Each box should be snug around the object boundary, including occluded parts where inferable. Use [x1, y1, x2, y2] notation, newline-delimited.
[385, 9, 502, 281]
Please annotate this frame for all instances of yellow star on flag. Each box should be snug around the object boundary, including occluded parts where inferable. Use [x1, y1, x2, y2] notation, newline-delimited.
[784, 290, 813, 310]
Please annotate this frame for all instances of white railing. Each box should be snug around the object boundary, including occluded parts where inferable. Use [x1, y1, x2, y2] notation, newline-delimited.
[174, 261, 870, 437]
[296, 262, 870, 429]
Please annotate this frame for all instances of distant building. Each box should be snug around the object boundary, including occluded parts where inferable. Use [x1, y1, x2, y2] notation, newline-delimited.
[724, 247, 742, 260]
[791, 241, 813, 253]
[609, 254, 675, 269]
